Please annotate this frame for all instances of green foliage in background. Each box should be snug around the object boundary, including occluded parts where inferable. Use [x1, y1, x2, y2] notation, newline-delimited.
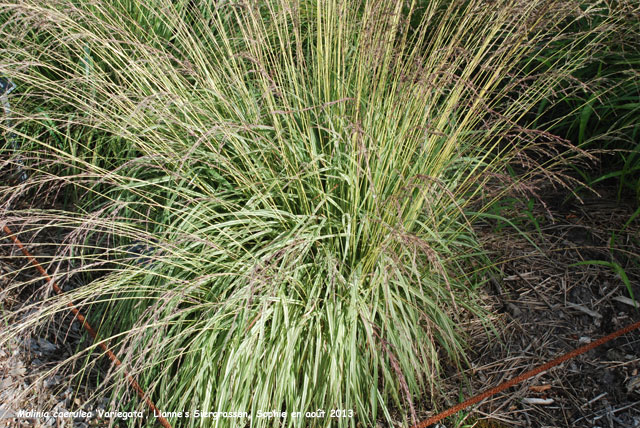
[527, 0, 640, 201]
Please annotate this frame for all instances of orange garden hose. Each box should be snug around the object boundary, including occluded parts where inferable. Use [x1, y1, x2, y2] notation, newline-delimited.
[2, 225, 172, 428]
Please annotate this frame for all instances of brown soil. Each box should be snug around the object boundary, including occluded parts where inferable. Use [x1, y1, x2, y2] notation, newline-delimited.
[418, 186, 640, 428]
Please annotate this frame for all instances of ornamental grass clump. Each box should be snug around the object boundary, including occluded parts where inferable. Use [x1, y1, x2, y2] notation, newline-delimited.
[0, 0, 624, 426]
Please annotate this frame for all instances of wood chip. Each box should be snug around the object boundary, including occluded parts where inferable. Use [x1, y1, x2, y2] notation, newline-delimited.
[522, 397, 555, 405]
[529, 384, 552, 393]
[612, 295, 639, 308]
[566, 302, 602, 318]
[627, 375, 640, 393]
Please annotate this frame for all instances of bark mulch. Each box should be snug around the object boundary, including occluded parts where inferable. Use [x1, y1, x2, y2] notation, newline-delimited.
[422, 186, 640, 428]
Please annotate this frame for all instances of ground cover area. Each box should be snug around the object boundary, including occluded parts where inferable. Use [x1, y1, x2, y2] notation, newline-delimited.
[1, 184, 639, 428]
[428, 186, 640, 427]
